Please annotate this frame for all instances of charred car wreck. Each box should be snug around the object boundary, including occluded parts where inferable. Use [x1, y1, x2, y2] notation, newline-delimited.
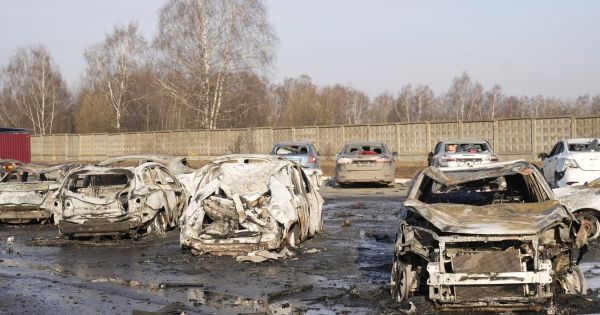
[391, 161, 588, 313]
[179, 154, 323, 257]
[0, 163, 81, 224]
[51, 163, 187, 237]
[554, 177, 600, 240]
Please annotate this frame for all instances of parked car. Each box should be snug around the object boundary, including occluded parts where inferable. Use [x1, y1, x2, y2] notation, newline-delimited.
[0, 163, 81, 224]
[334, 141, 396, 186]
[99, 155, 195, 175]
[51, 162, 187, 238]
[179, 154, 323, 257]
[428, 139, 498, 167]
[554, 177, 600, 240]
[539, 138, 600, 188]
[270, 142, 320, 169]
[270, 142, 322, 188]
[391, 160, 588, 312]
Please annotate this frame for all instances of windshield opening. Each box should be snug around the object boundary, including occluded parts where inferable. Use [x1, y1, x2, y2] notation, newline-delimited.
[445, 143, 489, 154]
[344, 145, 385, 155]
[568, 139, 600, 152]
[275, 145, 309, 155]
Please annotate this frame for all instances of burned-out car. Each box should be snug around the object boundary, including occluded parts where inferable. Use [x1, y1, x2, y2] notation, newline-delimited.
[391, 160, 588, 312]
[51, 163, 187, 237]
[0, 163, 81, 224]
[99, 155, 195, 175]
[179, 154, 323, 257]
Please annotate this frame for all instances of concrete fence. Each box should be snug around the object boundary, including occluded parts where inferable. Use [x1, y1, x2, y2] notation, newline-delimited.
[31, 116, 600, 163]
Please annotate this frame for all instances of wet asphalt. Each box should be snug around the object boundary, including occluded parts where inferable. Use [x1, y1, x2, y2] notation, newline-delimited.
[0, 184, 599, 314]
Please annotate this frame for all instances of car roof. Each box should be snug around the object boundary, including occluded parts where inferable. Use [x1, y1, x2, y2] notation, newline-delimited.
[439, 139, 489, 144]
[343, 141, 386, 146]
[564, 138, 599, 144]
[273, 141, 313, 146]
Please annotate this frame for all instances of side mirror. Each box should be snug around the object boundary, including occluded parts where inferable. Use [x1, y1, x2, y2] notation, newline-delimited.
[317, 151, 321, 156]
[538, 152, 549, 160]
[392, 152, 398, 158]
[427, 152, 434, 158]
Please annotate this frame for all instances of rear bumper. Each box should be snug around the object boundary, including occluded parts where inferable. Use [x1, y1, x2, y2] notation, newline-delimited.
[335, 167, 394, 183]
[181, 231, 282, 256]
[0, 207, 51, 223]
[58, 220, 133, 236]
[558, 168, 600, 187]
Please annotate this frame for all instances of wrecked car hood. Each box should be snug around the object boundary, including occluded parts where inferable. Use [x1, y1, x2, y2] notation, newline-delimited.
[403, 199, 571, 235]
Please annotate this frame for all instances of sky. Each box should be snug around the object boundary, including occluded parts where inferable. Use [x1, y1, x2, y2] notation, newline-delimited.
[1, 0, 599, 99]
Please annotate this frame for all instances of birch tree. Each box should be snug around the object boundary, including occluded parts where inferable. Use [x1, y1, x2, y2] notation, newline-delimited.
[84, 22, 148, 131]
[154, 0, 277, 129]
[0, 45, 67, 134]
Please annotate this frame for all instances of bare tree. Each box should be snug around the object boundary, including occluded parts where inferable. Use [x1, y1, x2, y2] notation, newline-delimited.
[414, 85, 434, 122]
[154, 0, 277, 129]
[485, 85, 502, 120]
[0, 45, 67, 134]
[84, 22, 149, 130]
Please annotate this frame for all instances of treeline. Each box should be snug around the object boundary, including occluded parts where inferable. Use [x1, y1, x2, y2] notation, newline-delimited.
[0, 1, 599, 135]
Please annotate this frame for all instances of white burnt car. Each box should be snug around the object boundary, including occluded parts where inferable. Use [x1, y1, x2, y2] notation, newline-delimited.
[0, 163, 81, 224]
[539, 138, 600, 188]
[51, 163, 187, 238]
[179, 154, 324, 257]
[391, 161, 588, 313]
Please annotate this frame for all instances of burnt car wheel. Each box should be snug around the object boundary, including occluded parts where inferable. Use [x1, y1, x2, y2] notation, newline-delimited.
[558, 265, 587, 295]
[390, 257, 413, 302]
[575, 210, 600, 240]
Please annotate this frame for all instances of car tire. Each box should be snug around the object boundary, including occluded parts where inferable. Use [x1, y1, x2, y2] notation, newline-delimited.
[390, 257, 413, 302]
[575, 210, 600, 240]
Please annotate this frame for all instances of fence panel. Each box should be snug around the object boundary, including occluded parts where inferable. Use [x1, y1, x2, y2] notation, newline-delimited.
[576, 117, 600, 138]
[429, 122, 460, 149]
[318, 126, 343, 156]
[497, 119, 532, 153]
[370, 124, 397, 152]
[534, 117, 572, 154]
[398, 123, 428, 154]
[462, 121, 495, 147]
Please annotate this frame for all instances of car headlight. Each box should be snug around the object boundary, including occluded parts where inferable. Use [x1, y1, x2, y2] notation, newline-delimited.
[564, 159, 579, 168]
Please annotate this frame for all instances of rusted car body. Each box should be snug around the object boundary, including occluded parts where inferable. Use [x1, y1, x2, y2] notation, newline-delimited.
[391, 161, 587, 313]
[99, 155, 195, 175]
[179, 154, 324, 257]
[335, 141, 397, 185]
[51, 163, 187, 237]
[554, 177, 600, 240]
[0, 163, 81, 223]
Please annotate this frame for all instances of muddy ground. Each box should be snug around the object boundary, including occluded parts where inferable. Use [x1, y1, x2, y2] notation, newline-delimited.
[1, 185, 600, 315]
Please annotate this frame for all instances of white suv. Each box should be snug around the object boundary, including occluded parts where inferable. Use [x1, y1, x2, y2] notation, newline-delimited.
[539, 138, 600, 188]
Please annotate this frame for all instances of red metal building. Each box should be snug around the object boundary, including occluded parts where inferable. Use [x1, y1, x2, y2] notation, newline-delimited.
[0, 127, 31, 163]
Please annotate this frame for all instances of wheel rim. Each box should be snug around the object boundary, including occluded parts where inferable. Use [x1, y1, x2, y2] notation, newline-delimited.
[559, 265, 587, 295]
[390, 259, 411, 302]
[576, 212, 600, 240]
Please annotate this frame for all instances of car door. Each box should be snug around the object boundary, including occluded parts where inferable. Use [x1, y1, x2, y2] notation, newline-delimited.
[153, 166, 186, 227]
[543, 142, 563, 183]
[290, 165, 310, 241]
[299, 167, 323, 235]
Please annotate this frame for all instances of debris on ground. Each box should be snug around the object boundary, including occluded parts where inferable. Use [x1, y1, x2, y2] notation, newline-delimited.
[236, 248, 295, 263]
[341, 219, 352, 227]
[131, 301, 186, 315]
[267, 284, 313, 302]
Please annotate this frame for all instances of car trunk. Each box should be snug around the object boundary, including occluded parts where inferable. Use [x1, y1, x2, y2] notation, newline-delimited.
[447, 153, 488, 166]
[346, 155, 386, 171]
[571, 152, 600, 171]
[0, 182, 50, 207]
[62, 173, 131, 220]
